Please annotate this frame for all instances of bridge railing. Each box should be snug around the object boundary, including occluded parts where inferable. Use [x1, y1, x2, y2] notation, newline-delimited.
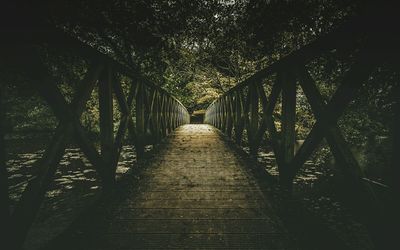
[204, 8, 398, 246]
[1, 22, 189, 247]
[205, 8, 392, 190]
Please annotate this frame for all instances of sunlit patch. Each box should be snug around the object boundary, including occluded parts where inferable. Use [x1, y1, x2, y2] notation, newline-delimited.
[46, 189, 63, 198]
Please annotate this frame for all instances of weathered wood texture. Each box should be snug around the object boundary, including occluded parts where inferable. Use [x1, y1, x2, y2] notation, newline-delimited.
[204, 9, 394, 249]
[204, 31, 383, 193]
[46, 125, 293, 249]
[3, 28, 190, 248]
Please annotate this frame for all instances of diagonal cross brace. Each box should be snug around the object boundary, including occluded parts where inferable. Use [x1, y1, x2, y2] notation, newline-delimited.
[256, 80, 283, 166]
[289, 48, 379, 178]
[10, 62, 104, 248]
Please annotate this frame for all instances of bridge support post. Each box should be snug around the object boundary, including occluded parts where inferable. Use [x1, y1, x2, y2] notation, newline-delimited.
[248, 84, 259, 155]
[226, 95, 233, 138]
[160, 93, 167, 137]
[99, 65, 116, 189]
[150, 90, 161, 143]
[280, 72, 296, 193]
[136, 82, 145, 158]
[234, 91, 244, 145]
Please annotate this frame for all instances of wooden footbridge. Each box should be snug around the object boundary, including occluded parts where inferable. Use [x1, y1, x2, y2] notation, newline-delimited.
[1, 5, 398, 250]
[43, 124, 293, 249]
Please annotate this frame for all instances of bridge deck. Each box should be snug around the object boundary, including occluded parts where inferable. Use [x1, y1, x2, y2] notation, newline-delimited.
[50, 124, 293, 249]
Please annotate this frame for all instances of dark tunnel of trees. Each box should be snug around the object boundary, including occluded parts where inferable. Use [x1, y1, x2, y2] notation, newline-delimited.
[0, 1, 399, 249]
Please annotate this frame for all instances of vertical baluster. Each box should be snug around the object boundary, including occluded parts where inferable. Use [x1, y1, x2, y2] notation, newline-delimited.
[280, 71, 296, 192]
[226, 94, 234, 138]
[167, 98, 173, 133]
[149, 88, 158, 143]
[135, 82, 145, 158]
[99, 64, 115, 187]
[249, 84, 259, 155]
[221, 97, 227, 132]
[154, 91, 161, 142]
[235, 90, 244, 145]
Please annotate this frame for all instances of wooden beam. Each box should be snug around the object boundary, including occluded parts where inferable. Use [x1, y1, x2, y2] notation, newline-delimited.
[135, 82, 145, 158]
[10, 62, 102, 249]
[159, 93, 167, 137]
[234, 91, 244, 145]
[280, 71, 297, 192]
[99, 65, 115, 188]
[149, 89, 158, 142]
[290, 48, 378, 177]
[243, 87, 251, 143]
[248, 84, 259, 155]
[222, 99, 227, 131]
[126, 82, 138, 143]
[257, 80, 284, 167]
[226, 95, 234, 138]
[297, 66, 365, 179]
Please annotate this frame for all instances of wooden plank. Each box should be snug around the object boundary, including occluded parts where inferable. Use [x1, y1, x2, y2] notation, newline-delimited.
[149, 89, 159, 142]
[112, 76, 129, 116]
[135, 82, 145, 158]
[280, 72, 296, 191]
[159, 93, 167, 137]
[142, 86, 153, 137]
[152, 91, 161, 143]
[296, 66, 364, 179]
[33, 71, 108, 180]
[248, 84, 259, 155]
[99, 65, 115, 187]
[56, 124, 292, 249]
[242, 87, 251, 143]
[214, 100, 220, 129]
[165, 98, 172, 133]
[290, 48, 378, 177]
[112, 78, 132, 172]
[126, 82, 139, 143]
[226, 95, 234, 138]
[234, 91, 244, 145]
[221, 97, 227, 132]
[256, 81, 284, 167]
[10, 62, 102, 248]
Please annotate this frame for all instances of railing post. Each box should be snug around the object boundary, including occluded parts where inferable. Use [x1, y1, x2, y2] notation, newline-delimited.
[152, 90, 161, 143]
[221, 98, 227, 132]
[280, 71, 296, 193]
[136, 82, 145, 158]
[99, 64, 115, 188]
[226, 95, 234, 138]
[234, 91, 244, 145]
[160, 93, 167, 137]
[249, 84, 259, 155]
[166, 98, 172, 133]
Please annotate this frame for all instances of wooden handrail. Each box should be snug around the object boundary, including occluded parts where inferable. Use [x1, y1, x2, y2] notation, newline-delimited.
[2, 20, 190, 249]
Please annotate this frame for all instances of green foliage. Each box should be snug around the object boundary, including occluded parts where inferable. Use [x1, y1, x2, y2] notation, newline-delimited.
[3, 0, 397, 183]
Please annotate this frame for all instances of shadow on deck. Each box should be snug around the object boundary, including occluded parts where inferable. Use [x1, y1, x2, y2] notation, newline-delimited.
[42, 124, 295, 249]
